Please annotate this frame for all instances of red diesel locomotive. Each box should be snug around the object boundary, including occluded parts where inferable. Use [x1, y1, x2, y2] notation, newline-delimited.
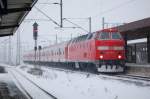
[24, 28, 125, 73]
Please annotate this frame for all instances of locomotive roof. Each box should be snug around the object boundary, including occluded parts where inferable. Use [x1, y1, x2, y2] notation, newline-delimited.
[96, 28, 118, 33]
[69, 33, 93, 44]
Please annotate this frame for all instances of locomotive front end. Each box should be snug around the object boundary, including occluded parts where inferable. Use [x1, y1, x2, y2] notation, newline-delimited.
[95, 28, 125, 73]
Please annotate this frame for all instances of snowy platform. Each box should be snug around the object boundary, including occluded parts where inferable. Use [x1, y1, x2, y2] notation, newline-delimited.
[0, 66, 28, 99]
[126, 63, 150, 67]
[125, 63, 150, 77]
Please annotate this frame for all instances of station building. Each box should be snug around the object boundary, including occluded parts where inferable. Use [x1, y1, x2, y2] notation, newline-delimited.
[118, 17, 150, 66]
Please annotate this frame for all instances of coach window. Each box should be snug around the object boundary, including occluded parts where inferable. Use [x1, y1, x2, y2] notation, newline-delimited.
[59, 49, 61, 55]
[87, 33, 93, 39]
[83, 43, 85, 48]
[57, 51, 58, 55]
[51, 51, 53, 56]
[90, 44, 92, 50]
[92, 32, 97, 39]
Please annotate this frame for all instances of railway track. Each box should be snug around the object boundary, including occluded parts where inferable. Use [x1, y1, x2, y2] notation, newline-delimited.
[10, 70, 33, 99]
[44, 65, 150, 82]
[114, 74, 150, 82]
[9, 69, 57, 99]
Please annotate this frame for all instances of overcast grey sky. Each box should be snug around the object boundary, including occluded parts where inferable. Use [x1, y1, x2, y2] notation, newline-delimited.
[16, 0, 149, 46]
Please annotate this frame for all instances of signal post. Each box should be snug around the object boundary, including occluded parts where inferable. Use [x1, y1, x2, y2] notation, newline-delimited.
[32, 22, 42, 75]
[33, 22, 38, 66]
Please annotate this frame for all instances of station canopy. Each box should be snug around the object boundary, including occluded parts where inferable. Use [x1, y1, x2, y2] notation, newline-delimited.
[117, 17, 150, 40]
[0, 0, 37, 37]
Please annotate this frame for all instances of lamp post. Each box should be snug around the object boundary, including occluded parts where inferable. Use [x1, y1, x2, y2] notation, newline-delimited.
[8, 36, 11, 65]
[89, 17, 91, 33]
[60, 0, 63, 28]
[49, 0, 63, 28]
[0, 39, 8, 63]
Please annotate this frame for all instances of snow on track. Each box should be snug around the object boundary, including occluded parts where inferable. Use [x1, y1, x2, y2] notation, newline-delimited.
[8, 68, 56, 99]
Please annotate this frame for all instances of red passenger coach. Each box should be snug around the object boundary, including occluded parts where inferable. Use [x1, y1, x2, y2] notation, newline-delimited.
[24, 28, 125, 73]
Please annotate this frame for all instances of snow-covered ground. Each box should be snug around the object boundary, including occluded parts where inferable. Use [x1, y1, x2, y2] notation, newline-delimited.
[0, 66, 26, 98]
[6, 64, 150, 99]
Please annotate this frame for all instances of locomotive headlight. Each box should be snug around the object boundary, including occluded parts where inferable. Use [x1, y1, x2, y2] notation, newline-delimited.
[118, 55, 122, 59]
[97, 46, 109, 50]
[113, 46, 124, 50]
[100, 55, 103, 59]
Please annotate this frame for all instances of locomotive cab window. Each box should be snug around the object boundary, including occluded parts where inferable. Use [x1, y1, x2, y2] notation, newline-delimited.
[99, 32, 110, 40]
[111, 32, 122, 40]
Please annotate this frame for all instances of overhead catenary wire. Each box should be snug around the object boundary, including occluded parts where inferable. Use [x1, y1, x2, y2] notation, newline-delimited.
[34, 6, 61, 27]
[64, 17, 89, 20]
[91, 0, 138, 18]
[34, 0, 49, 19]
[27, 0, 138, 33]
[24, 19, 49, 22]
[63, 18, 89, 32]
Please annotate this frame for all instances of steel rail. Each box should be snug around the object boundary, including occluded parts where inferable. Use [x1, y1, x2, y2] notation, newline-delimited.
[14, 69, 58, 99]
[9, 70, 33, 99]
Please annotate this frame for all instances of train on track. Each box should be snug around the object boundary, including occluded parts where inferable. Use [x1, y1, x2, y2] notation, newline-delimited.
[23, 28, 125, 73]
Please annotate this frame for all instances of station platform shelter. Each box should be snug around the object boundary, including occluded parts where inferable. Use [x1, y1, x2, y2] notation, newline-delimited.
[118, 17, 150, 66]
[0, 0, 37, 37]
